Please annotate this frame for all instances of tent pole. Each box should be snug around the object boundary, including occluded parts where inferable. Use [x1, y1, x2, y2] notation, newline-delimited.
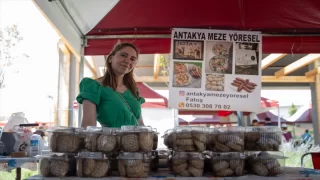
[172, 109, 178, 127]
[237, 111, 243, 126]
[77, 38, 86, 127]
[277, 104, 281, 128]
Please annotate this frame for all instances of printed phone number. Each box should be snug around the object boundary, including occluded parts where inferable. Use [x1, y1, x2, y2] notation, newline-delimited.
[185, 103, 231, 109]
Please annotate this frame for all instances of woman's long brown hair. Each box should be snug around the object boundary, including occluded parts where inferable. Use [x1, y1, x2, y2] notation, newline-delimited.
[98, 42, 139, 98]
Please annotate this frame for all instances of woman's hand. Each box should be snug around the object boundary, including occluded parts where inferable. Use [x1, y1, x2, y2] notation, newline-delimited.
[81, 100, 97, 128]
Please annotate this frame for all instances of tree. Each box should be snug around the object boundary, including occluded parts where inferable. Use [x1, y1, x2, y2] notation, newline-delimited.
[288, 103, 298, 116]
[0, 24, 24, 88]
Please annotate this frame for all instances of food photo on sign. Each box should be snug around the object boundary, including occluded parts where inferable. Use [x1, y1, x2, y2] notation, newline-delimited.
[235, 42, 259, 75]
[172, 62, 202, 88]
[205, 41, 233, 74]
[173, 40, 204, 60]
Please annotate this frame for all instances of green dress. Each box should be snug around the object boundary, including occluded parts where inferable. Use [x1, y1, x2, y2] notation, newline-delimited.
[76, 78, 145, 128]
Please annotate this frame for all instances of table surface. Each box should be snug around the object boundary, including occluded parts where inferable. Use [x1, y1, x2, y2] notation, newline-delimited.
[25, 167, 320, 180]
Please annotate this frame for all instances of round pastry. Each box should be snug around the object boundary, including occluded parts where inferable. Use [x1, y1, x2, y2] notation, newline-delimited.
[56, 135, 81, 153]
[175, 145, 196, 152]
[173, 159, 187, 166]
[83, 159, 96, 176]
[85, 134, 98, 151]
[217, 135, 229, 143]
[90, 160, 109, 178]
[235, 165, 244, 176]
[194, 139, 205, 152]
[216, 168, 233, 177]
[121, 134, 139, 152]
[49, 134, 58, 151]
[97, 134, 117, 153]
[251, 163, 269, 176]
[126, 163, 145, 178]
[188, 165, 203, 177]
[179, 170, 191, 177]
[213, 160, 229, 172]
[192, 131, 206, 142]
[176, 139, 193, 146]
[245, 132, 260, 142]
[226, 142, 242, 151]
[172, 163, 188, 174]
[50, 160, 69, 177]
[123, 159, 143, 167]
[214, 141, 231, 152]
[118, 160, 127, 177]
[176, 131, 192, 139]
[39, 158, 51, 177]
[139, 132, 154, 151]
[189, 160, 204, 169]
[76, 159, 83, 177]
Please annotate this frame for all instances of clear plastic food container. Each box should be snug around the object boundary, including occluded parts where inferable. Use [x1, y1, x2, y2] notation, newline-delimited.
[245, 127, 282, 151]
[245, 151, 286, 176]
[76, 152, 110, 178]
[207, 127, 245, 152]
[169, 151, 205, 177]
[120, 126, 154, 152]
[81, 126, 120, 155]
[163, 129, 174, 149]
[209, 151, 245, 177]
[47, 127, 84, 153]
[172, 126, 207, 152]
[118, 152, 153, 178]
[37, 151, 76, 177]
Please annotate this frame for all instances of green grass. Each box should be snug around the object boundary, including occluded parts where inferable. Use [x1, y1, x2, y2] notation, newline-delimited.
[0, 169, 38, 180]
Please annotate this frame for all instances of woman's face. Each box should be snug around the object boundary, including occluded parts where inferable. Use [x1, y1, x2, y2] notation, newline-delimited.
[109, 46, 138, 76]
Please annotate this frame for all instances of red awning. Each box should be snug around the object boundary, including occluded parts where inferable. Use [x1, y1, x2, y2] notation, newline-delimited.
[178, 97, 278, 116]
[85, 0, 320, 55]
[136, 82, 168, 108]
[256, 111, 290, 125]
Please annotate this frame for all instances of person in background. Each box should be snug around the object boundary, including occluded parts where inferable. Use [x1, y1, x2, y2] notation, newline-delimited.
[76, 42, 145, 128]
[281, 123, 292, 142]
[251, 119, 259, 126]
[301, 129, 312, 144]
[264, 117, 273, 126]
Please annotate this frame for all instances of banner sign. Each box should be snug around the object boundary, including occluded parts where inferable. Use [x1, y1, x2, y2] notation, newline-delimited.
[168, 28, 262, 112]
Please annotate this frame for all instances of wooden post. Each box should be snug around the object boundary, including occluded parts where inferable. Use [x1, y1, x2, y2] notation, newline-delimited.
[315, 60, 320, 144]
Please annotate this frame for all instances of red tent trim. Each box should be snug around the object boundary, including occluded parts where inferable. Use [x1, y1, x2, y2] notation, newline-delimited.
[136, 82, 168, 108]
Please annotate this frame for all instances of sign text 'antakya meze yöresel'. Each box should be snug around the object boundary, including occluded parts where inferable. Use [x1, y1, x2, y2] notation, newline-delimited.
[168, 28, 262, 112]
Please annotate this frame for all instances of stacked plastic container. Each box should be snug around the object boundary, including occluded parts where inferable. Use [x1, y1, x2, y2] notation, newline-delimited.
[164, 126, 207, 177]
[38, 127, 84, 177]
[244, 127, 286, 176]
[117, 125, 156, 178]
[38, 125, 158, 178]
[163, 126, 286, 177]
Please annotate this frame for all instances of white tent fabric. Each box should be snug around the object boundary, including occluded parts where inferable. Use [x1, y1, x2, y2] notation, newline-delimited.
[286, 104, 311, 122]
[32, 0, 119, 54]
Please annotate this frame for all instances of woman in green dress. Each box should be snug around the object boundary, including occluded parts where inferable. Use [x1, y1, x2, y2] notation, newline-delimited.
[76, 42, 145, 128]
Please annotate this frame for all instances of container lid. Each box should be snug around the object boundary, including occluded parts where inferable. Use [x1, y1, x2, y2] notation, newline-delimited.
[118, 152, 153, 160]
[247, 151, 287, 160]
[210, 152, 246, 160]
[172, 152, 204, 160]
[121, 125, 152, 133]
[37, 150, 75, 161]
[47, 126, 83, 134]
[218, 127, 245, 133]
[246, 126, 281, 133]
[76, 152, 108, 159]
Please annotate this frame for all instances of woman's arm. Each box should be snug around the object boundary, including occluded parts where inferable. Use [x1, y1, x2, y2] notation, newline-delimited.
[138, 116, 145, 126]
[81, 100, 97, 128]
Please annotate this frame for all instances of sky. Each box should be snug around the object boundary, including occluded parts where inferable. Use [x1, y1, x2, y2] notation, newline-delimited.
[0, 0, 60, 121]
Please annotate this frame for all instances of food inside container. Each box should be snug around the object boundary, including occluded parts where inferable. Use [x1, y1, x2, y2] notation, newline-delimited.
[209, 151, 245, 177]
[206, 127, 245, 152]
[38, 151, 76, 177]
[169, 151, 205, 177]
[152, 128, 159, 150]
[47, 127, 84, 153]
[245, 151, 286, 176]
[75, 152, 110, 178]
[172, 127, 207, 152]
[118, 152, 153, 178]
[82, 126, 120, 155]
[163, 129, 174, 149]
[120, 126, 154, 152]
[245, 127, 282, 151]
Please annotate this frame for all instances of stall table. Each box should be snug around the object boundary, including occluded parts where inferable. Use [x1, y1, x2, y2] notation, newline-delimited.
[0, 157, 37, 180]
[25, 167, 320, 180]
